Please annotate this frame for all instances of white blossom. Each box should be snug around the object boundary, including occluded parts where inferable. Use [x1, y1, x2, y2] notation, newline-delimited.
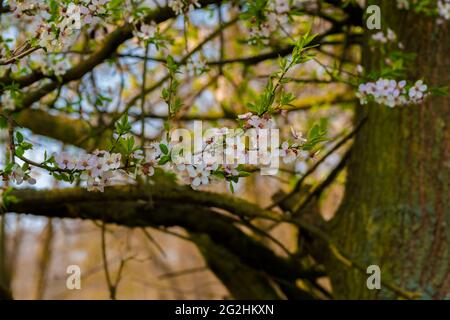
[280, 141, 297, 164]
[140, 160, 157, 177]
[11, 164, 24, 185]
[371, 28, 396, 44]
[249, 23, 272, 42]
[224, 136, 246, 162]
[64, 3, 85, 30]
[169, 0, 184, 15]
[396, 0, 410, 9]
[89, 157, 106, 177]
[257, 149, 273, 166]
[186, 164, 212, 188]
[223, 164, 239, 176]
[103, 152, 121, 170]
[272, 0, 290, 13]
[387, 28, 397, 41]
[8, 164, 35, 185]
[1, 91, 16, 111]
[243, 114, 275, 130]
[357, 78, 429, 107]
[146, 142, 163, 159]
[408, 80, 428, 102]
[53, 60, 71, 76]
[438, 0, 450, 20]
[85, 173, 108, 192]
[188, 56, 208, 75]
[238, 112, 253, 120]
[39, 28, 62, 51]
[85, 0, 109, 15]
[290, 127, 307, 145]
[131, 149, 145, 161]
[169, 0, 200, 15]
[134, 23, 157, 41]
[55, 152, 77, 170]
[76, 154, 96, 171]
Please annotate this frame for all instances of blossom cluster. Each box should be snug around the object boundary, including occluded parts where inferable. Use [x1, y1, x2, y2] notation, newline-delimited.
[130, 142, 162, 178]
[131, 139, 244, 189]
[31, 0, 109, 51]
[5, 111, 316, 191]
[438, 0, 450, 20]
[175, 163, 221, 188]
[238, 112, 276, 129]
[396, 0, 410, 9]
[1, 91, 16, 111]
[396, 0, 450, 20]
[248, 0, 291, 43]
[186, 56, 209, 76]
[121, 113, 310, 190]
[168, 0, 201, 15]
[54, 149, 121, 192]
[171, 113, 310, 188]
[371, 28, 406, 50]
[280, 127, 309, 164]
[371, 28, 397, 44]
[133, 22, 158, 41]
[9, 0, 49, 19]
[357, 79, 429, 107]
[52, 59, 71, 76]
[2, 164, 36, 185]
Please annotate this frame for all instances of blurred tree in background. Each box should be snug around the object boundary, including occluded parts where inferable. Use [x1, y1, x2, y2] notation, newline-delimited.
[0, 0, 448, 300]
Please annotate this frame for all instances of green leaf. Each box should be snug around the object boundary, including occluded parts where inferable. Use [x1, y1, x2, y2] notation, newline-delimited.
[60, 173, 71, 182]
[166, 55, 178, 74]
[22, 162, 29, 171]
[246, 102, 258, 113]
[15, 131, 24, 143]
[1, 187, 20, 208]
[430, 86, 448, 96]
[0, 117, 7, 129]
[159, 143, 169, 155]
[21, 142, 33, 150]
[115, 114, 131, 135]
[158, 155, 170, 165]
[15, 146, 24, 157]
[308, 124, 326, 140]
[127, 136, 135, 152]
[238, 171, 251, 177]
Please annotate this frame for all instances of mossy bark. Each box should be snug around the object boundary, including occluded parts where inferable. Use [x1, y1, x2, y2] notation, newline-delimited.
[329, 1, 449, 299]
[0, 217, 12, 300]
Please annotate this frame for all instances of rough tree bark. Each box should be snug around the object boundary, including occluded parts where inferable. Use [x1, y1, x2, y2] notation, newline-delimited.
[328, 1, 449, 299]
[0, 216, 12, 300]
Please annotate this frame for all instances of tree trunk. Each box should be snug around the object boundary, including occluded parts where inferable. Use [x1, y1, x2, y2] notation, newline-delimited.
[0, 216, 12, 300]
[35, 218, 54, 300]
[329, 1, 449, 299]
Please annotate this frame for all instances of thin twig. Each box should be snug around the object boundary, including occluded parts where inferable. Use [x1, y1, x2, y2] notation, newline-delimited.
[158, 266, 208, 279]
[266, 116, 367, 210]
[141, 228, 166, 258]
[100, 221, 115, 299]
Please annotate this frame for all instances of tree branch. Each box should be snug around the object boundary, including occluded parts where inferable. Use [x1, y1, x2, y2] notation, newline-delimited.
[6, 185, 322, 293]
[11, 0, 222, 111]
